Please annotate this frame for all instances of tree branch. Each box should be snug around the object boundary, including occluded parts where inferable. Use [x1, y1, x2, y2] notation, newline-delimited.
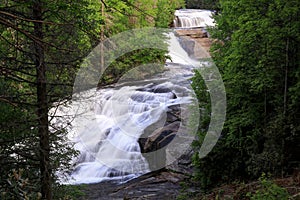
[0, 16, 77, 52]
[0, 10, 69, 25]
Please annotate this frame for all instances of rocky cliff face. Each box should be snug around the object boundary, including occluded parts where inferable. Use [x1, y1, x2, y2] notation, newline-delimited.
[175, 28, 212, 59]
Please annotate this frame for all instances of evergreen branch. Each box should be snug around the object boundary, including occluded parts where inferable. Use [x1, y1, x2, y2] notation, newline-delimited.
[0, 97, 18, 107]
[0, 10, 69, 25]
[0, 16, 77, 53]
[121, 0, 155, 18]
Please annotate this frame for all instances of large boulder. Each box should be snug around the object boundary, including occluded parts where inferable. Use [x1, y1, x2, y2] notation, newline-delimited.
[138, 118, 181, 171]
[136, 84, 195, 172]
[143, 121, 180, 153]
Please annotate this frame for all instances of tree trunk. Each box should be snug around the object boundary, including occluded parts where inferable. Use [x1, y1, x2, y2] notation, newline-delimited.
[32, 1, 52, 199]
[284, 37, 289, 116]
[100, 0, 105, 71]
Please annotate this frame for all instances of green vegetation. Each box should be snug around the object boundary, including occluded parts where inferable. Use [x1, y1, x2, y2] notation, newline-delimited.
[99, 48, 168, 86]
[53, 184, 86, 200]
[0, 0, 184, 199]
[1, 1, 100, 198]
[185, 0, 219, 10]
[191, 0, 300, 196]
[246, 173, 289, 200]
[99, 0, 185, 86]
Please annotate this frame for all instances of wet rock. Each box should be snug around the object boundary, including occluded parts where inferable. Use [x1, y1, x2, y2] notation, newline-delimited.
[138, 121, 180, 171]
[79, 169, 189, 199]
[158, 171, 186, 183]
[137, 96, 182, 170]
[143, 121, 180, 153]
[138, 101, 181, 147]
[166, 111, 180, 124]
[175, 28, 207, 38]
[166, 147, 194, 175]
[175, 28, 211, 59]
[178, 36, 195, 57]
[152, 86, 172, 93]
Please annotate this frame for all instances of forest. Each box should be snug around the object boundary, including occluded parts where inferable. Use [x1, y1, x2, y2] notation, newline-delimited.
[0, 0, 299, 199]
[190, 0, 300, 199]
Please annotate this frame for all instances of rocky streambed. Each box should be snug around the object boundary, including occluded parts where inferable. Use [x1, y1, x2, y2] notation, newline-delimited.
[78, 169, 191, 200]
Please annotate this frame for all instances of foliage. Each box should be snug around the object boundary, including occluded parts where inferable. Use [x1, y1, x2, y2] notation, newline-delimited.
[155, 0, 185, 28]
[192, 0, 300, 189]
[0, 0, 102, 198]
[99, 48, 168, 86]
[190, 68, 213, 188]
[53, 184, 86, 200]
[246, 173, 289, 200]
[99, 0, 185, 86]
[0, 0, 185, 198]
[177, 181, 197, 200]
[185, 0, 219, 10]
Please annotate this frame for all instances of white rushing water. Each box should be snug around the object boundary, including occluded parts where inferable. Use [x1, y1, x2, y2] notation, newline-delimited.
[52, 34, 198, 184]
[57, 33, 199, 184]
[65, 82, 193, 184]
[174, 9, 215, 28]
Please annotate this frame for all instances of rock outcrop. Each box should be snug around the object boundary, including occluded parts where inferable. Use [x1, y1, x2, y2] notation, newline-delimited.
[142, 121, 180, 153]
[79, 169, 189, 200]
[175, 28, 211, 59]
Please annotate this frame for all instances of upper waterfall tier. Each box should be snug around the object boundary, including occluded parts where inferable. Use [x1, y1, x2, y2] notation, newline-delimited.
[173, 9, 215, 28]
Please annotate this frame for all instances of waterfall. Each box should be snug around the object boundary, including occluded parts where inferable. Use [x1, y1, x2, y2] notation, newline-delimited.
[55, 20, 215, 184]
[56, 81, 195, 184]
[51, 32, 200, 185]
[66, 82, 193, 184]
[173, 9, 215, 28]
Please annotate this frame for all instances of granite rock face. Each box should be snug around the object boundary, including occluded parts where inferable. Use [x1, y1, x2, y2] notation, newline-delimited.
[143, 121, 180, 153]
[79, 169, 189, 200]
[175, 28, 211, 59]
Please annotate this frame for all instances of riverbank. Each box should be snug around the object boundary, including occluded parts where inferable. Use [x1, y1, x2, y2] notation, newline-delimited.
[185, 174, 300, 200]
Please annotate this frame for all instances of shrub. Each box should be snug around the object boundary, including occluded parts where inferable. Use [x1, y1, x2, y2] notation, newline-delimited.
[246, 173, 289, 200]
